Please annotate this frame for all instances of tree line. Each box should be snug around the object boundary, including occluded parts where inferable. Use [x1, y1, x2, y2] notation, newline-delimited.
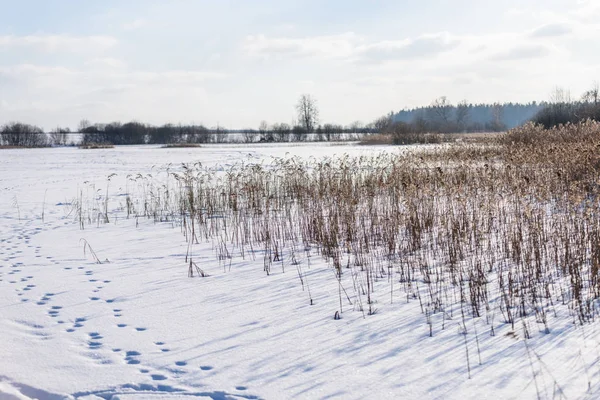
[383, 83, 600, 135]
[2, 88, 600, 147]
[0, 94, 372, 146]
[388, 99, 543, 134]
[530, 84, 600, 128]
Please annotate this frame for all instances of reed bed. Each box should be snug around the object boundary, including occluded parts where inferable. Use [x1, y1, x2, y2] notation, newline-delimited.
[76, 121, 600, 342]
[78, 143, 115, 149]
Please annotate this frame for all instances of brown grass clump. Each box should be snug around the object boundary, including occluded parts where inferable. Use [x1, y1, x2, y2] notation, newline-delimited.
[161, 143, 202, 148]
[79, 143, 115, 149]
[359, 134, 393, 145]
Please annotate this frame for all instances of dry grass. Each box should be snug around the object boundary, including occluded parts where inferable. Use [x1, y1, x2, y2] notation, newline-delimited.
[360, 132, 495, 146]
[78, 120, 600, 344]
[161, 143, 202, 148]
[359, 134, 393, 145]
[79, 143, 115, 149]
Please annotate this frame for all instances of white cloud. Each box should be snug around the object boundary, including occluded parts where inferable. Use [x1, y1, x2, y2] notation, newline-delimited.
[244, 32, 459, 63]
[123, 18, 146, 31]
[356, 33, 459, 63]
[0, 63, 228, 127]
[0, 34, 118, 52]
[570, 0, 600, 23]
[0, 64, 226, 88]
[490, 44, 551, 61]
[529, 23, 573, 38]
[85, 57, 127, 69]
[243, 33, 359, 60]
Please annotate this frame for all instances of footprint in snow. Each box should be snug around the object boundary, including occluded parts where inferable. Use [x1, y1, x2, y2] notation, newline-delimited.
[88, 341, 103, 350]
[88, 333, 103, 350]
[154, 342, 171, 352]
[117, 324, 127, 328]
[135, 327, 147, 332]
[125, 350, 142, 365]
[151, 374, 167, 381]
[200, 366, 213, 371]
[175, 361, 187, 367]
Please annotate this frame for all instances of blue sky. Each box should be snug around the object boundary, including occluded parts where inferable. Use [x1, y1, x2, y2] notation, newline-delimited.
[0, 0, 598, 129]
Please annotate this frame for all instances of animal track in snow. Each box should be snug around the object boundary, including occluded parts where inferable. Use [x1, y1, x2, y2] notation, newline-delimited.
[124, 350, 142, 365]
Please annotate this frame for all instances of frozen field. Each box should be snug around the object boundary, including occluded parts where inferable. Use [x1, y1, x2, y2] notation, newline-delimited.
[0, 144, 597, 400]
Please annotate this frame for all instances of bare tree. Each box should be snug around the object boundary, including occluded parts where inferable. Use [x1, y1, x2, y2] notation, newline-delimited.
[582, 81, 599, 104]
[427, 96, 453, 131]
[489, 103, 506, 131]
[78, 119, 91, 133]
[322, 124, 342, 141]
[373, 114, 393, 133]
[212, 124, 228, 143]
[550, 86, 572, 104]
[242, 128, 258, 143]
[1, 122, 47, 147]
[292, 125, 307, 142]
[272, 123, 290, 142]
[349, 121, 363, 131]
[455, 100, 470, 132]
[258, 120, 273, 142]
[296, 94, 319, 133]
[50, 126, 70, 146]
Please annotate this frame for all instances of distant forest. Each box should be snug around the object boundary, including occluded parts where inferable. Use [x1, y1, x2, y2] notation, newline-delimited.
[391, 100, 545, 133]
[2, 85, 600, 146]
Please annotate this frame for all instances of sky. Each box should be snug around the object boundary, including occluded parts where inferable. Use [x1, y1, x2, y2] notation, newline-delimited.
[0, 0, 599, 130]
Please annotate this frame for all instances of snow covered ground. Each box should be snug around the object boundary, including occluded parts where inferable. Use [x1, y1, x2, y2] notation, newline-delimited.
[0, 144, 598, 399]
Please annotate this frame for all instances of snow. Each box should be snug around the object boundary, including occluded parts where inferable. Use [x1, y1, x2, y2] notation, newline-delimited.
[0, 144, 597, 399]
